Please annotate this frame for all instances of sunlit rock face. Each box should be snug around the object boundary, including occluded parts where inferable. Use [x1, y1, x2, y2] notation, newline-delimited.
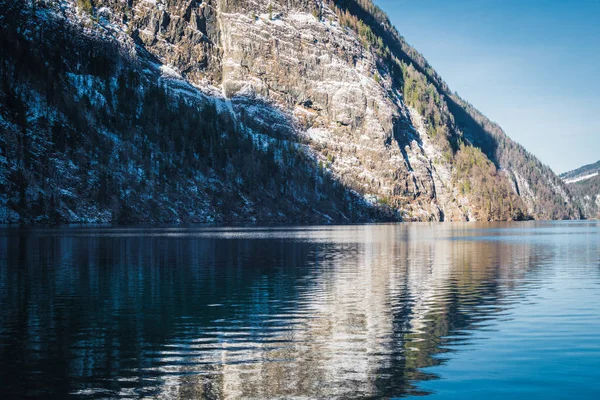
[223, 6, 461, 220]
[0, 0, 578, 223]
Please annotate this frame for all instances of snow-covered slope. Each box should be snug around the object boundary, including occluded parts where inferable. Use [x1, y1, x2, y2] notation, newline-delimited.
[561, 160, 600, 219]
[561, 160, 600, 183]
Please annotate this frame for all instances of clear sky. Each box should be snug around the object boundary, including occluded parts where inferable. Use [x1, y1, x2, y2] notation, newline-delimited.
[375, 0, 600, 173]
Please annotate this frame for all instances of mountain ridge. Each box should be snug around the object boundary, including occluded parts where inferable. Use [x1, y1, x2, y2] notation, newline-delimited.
[560, 160, 600, 183]
[0, 0, 581, 223]
[560, 159, 600, 219]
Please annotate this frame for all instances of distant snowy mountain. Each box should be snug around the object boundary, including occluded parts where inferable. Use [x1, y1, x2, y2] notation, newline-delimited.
[0, 0, 581, 224]
[560, 161, 600, 183]
[561, 161, 600, 219]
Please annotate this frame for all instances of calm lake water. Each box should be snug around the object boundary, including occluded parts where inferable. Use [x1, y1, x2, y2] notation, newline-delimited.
[0, 221, 599, 399]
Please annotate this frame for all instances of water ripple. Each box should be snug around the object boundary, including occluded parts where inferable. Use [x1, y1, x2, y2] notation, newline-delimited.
[0, 221, 599, 398]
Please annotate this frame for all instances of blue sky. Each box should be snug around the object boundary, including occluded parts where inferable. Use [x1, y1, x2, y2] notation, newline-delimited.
[375, 0, 600, 173]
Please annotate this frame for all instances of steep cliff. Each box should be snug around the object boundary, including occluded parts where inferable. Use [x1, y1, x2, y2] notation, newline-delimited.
[0, 0, 581, 223]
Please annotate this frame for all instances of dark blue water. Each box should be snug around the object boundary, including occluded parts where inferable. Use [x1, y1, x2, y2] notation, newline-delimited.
[0, 221, 599, 399]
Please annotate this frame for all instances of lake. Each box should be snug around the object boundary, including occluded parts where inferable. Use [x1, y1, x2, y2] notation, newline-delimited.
[0, 221, 599, 398]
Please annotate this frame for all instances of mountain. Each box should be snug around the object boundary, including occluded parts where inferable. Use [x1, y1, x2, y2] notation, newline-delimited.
[561, 161, 600, 219]
[0, 0, 581, 224]
[560, 161, 600, 184]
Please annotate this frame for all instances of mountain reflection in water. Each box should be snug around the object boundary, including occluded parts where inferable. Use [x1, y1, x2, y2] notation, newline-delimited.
[0, 222, 599, 398]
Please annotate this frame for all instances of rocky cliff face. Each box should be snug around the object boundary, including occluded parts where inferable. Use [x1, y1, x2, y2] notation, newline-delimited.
[0, 0, 581, 223]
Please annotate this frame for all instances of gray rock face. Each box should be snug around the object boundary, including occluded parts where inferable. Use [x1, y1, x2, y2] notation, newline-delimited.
[110, 0, 463, 220]
[0, 0, 579, 223]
